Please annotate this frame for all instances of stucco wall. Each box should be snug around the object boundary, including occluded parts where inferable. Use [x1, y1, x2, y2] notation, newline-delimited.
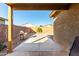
[31, 26, 53, 35]
[42, 25, 53, 35]
[53, 4, 79, 50]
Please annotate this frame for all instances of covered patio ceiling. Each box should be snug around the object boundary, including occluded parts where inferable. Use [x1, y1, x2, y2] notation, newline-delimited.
[7, 3, 71, 10]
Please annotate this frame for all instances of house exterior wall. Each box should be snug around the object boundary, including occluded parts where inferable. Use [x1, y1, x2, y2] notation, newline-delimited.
[0, 20, 5, 25]
[53, 4, 79, 50]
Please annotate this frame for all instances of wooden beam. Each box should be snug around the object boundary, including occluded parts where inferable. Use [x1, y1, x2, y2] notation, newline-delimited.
[6, 3, 70, 10]
[8, 5, 13, 53]
[50, 11, 62, 18]
[50, 11, 57, 18]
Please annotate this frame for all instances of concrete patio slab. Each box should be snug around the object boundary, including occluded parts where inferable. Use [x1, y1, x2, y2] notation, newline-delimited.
[6, 34, 69, 56]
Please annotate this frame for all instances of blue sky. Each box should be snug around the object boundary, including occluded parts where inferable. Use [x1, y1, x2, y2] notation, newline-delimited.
[0, 3, 53, 26]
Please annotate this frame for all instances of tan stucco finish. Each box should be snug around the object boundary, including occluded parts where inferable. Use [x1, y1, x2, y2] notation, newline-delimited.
[53, 4, 79, 50]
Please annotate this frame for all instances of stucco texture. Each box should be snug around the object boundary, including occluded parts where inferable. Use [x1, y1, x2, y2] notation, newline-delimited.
[53, 4, 79, 50]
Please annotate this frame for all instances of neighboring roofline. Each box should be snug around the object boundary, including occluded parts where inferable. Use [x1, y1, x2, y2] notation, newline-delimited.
[0, 17, 8, 21]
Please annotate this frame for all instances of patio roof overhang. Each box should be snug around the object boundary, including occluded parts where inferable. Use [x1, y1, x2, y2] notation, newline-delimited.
[6, 3, 70, 10]
[50, 10, 62, 18]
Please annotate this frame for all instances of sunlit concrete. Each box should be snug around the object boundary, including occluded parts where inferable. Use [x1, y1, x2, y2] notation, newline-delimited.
[6, 34, 69, 56]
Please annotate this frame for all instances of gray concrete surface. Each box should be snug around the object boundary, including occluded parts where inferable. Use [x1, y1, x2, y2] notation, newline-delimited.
[6, 34, 69, 56]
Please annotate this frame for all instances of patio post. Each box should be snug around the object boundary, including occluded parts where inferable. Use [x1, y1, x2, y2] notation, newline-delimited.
[8, 5, 13, 53]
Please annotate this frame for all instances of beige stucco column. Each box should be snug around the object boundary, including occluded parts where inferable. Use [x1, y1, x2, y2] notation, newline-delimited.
[8, 5, 13, 53]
